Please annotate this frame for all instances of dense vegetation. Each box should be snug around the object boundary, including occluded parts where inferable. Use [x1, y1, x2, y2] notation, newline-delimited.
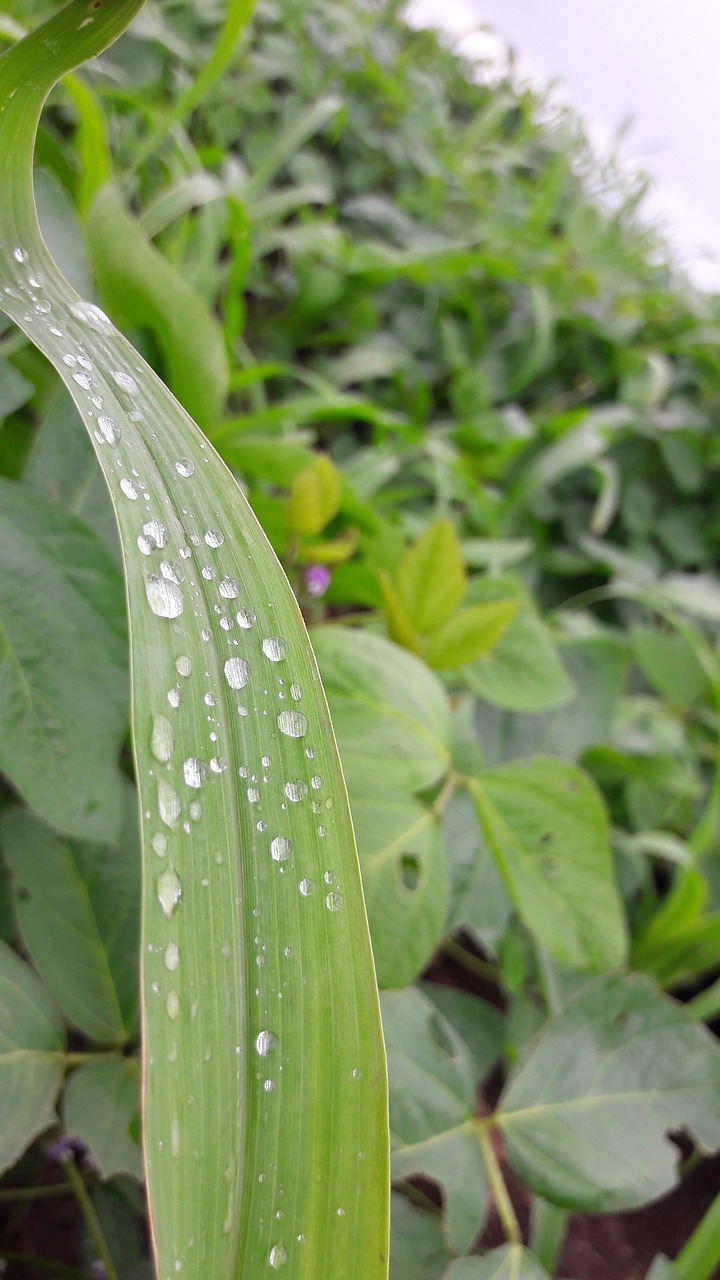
[2, 1, 720, 1276]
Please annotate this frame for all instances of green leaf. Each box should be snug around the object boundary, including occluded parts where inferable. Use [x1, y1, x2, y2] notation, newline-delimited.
[422, 985, 505, 1085]
[631, 625, 709, 708]
[0, 6, 388, 1277]
[87, 184, 229, 428]
[445, 789, 512, 954]
[389, 1192, 449, 1280]
[396, 520, 466, 634]
[64, 1055, 142, 1180]
[496, 972, 720, 1212]
[383, 987, 488, 1256]
[469, 759, 627, 970]
[444, 1246, 551, 1279]
[462, 580, 574, 713]
[288, 453, 342, 536]
[0, 939, 65, 1176]
[314, 627, 451, 793]
[0, 477, 128, 843]
[0, 354, 33, 416]
[2, 795, 140, 1043]
[380, 570, 422, 655]
[424, 601, 518, 670]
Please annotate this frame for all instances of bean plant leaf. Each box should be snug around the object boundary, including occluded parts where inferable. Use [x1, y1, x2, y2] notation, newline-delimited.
[462, 579, 573, 713]
[389, 1192, 449, 1280]
[496, 972, 720, 1212]
[424, 601, 518, 671]
[469, 759, 628, 970]
[0, 6, 388, 1279]
[0, 939, 65, 1176]
[444, 1247, 551, 1279]
[383, 988, 488, 1256]
[396, 519, 466, 633]
[2, 796, 140, 1044]
[0, 476, 128, 843]
[64, 1054, 142, 1180]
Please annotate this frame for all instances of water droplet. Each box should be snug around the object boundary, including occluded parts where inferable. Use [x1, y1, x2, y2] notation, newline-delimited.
[204, 529, 224, 548]
[277, 710, 308, 738]
[165, 941, 180, 971]
[290, 683, 303, 701]
[247, 787, 261, 804]
[151, 832, 167, 858]
[305, 746, 315, 760]
[311, 775, 323, 789]
[13, 247, 28, 264]
[299, 878, 315, 897]
[352, 1068, 361, 1079]
[224, 657, 249, 690]
[176, 656, 192, 677]
[111, 369, 139, 395]
[168, 688, 181, 709]
[201, 565, 216, 581]
[71, 300, 112, 333]
[210, 756, 227, 774]
[179, 546, 192, 560]
[261, 756, 271, 768]
[263, 1078, 274, 1093]
[318, 825, 326, 837]
[219, 615, 233, 631]
[72, 371, 92, 390]
[63, 354, 77, 367]
[326, 891, 344, 912]
[157, 869, 182, 917]
[285, 779, 308, 803]
[237, 609, 256, 629]
[183, 758, 206, 789]
[219, 577, 239, 599]
[262, 636, 288, 662]
[158, 780, 182, 829]
[166, 989, 180, 1020]
[97, 415, 121, 445]
[145, 575, 184, 618]
[337, 1208, 346, 1218]
[189, 801, 202, 821]
[137, 535, 153, 555]
[120, 478, 138, 501]
[284, 946, 293, 957]
[269, 1243, 287, 1270]
[143, 519, 168, 549]
[201, 629, 211, 642]
[323, 870, 335, 884]
[238, 705, 248, 717]
[204, 692, 216, 707]
[175, 458, 195, 478]
[151, 715, 175, 763]
[256, 1030, 278, 1056]
[271, 837, 292, 862]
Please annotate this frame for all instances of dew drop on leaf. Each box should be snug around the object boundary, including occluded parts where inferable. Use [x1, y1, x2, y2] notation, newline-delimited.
[167, 688, 181, 709]
[111, 369, 139, 395]
[262, 636, 288, 662]
[255, 1030, 278, 1057]
[166, 989, 180, 1020]
[151, 715, 175, 763]
[299, 878, 315, 897]
[158, 779, 182, 829]
[237, 609, 256, 629]
[285, 779, 308, 803]
[97, 415, 121, 444]
[270, 837, 292, 862]
[164, 941, 180, 971]
[326, 892, 344, 912]
[143, 519, 168, 549]
[219, 577, 239, 599]
[120, 477, 138, 500]
[210, 756, 227, 774]
[268, 1243, 287, 1270]
[224, 656, 249, 690]
[175, 458, 195, 478]
[311, 775, 323, 789]
[157, 869, 182, 918]
[151, 832, 167, 858]
[145, 575, 184, 618]
[290, 682, 303, 701]
[204, 529, 224, 548]
[183, 757, 206, 789]
[277, 709, 308, 738]
[175, 656, 192, 678]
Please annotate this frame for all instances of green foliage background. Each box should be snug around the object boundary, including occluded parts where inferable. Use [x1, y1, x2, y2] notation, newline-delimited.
[2, 0, 720, 1277]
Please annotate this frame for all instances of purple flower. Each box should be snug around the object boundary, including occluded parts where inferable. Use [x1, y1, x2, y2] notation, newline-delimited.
[304, 564, 331, 598]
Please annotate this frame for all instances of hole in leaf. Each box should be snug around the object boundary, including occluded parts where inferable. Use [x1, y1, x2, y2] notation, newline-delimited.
[400, 852, 421, 890]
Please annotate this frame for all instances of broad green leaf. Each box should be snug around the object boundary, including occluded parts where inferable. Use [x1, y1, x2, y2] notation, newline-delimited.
[383, 988, 488, 1256]
[0, 939, 65, 1175]
[0, 7, 388, 1278]
[424, 601, 518, 670]
[496, 972, 720, 1212]
[89, 1177, 154, 1280]
[445, 789, 512, 953]
[2, 796, 140, 1043]
[631, 625, 708, 708]
[0, 477, 127, 843]
[445, 1246, 551, 1279]
[462, 580, 574, 713]
[422, 985, 505, 1085]
[35, 165, 93, 296]
[87, 184, 229, 428]
[314, 627, 451, 793]
[0, 353, 32, 416]
[397, 520, 466, 634]
[288, 453, 342, 535]
[380, 570, 422, 654]
[469, 759, 627, 970]
[64, 1055, 142, 1180]
[390, 1192, 449, 1280]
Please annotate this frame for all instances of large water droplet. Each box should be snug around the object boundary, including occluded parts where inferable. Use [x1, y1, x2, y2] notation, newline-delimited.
[151, 715, 175, 763]
[146, 575, 184, 619]
[183, 758, 206, 789]
[175, 458, 195, 478]
[277, 710, 308, 739]
[224, 657, 249, 690]
[120, 478, 138, 501]
[269, 1243, 287, 1270]
[285, 779, 308, 803]
[326, 892, 344, 912]
[157, 869, 182, 917]
[166, 989, 180, 1020]
[72, 371, 92, 390]
[97, 415, 121, 445]
[111, 369, 139, 395]
[204, 529, 224, 548]
[137, 536, 153, 555]
[219, 577, 239, 599]
[270, 837, 292, 862]
[262, 636, 288, 662]
[143, 519, 168, 549]
[255, 1030, 278, 1057]
[158, 780, 182, 829]
[165, 941, 180, 971]
[175, 656, 192, 678]
[237, 609, 255, 629]
[72, 300, 112, 333]
[299, 878, 315, 897]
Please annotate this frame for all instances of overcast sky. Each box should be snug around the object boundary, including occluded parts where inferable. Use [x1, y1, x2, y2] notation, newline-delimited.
[407, 0, 720, 290]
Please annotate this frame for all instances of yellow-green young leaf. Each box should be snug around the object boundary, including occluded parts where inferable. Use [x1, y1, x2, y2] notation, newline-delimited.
[396, 519, 466, 633]
[379, 570, 421, 654]
[424, 600, 518, 669]
[86, 184, 229, 428]
[0, 6, 388, 1279]
[297, 528, 359, 565]
[288, 453, 342, 536]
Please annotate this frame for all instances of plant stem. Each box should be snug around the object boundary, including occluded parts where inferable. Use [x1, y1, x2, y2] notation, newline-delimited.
[675, 1190, 720, 1280]
[477, 1123, 520, 1245]
[529, 1197, 568, 1274]
[0, 1181, 73, 1201]
[443, 937, 500, 985]
[62, 1157, 120, 1280]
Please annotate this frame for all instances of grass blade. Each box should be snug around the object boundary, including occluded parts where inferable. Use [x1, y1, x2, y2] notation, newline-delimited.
[0, 4, 389, 1277]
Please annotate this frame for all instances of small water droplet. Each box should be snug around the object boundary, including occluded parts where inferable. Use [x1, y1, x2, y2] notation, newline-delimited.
[219, 577, 239, 599]
[175, 458, 195, 478]
[137, 535, 153, 555]
[256, 1030, 278, 1057]
[158, 780, 182, 829]
[166, 989, 180, 1020]
[337, 1208, 346, 1218]
[145, 575, 184, 618]
[290, 683, 303, 701]
[168, 687, 181, 709]
[262, 636, 288, 662]
[151, 715, 175, 763]
[318, 825, 326, 837]
[268, 1243, 287, 1270]
[143, 519, 168, 549]
[175, 656, 192, 678]
[157, 869, 182, 917]
[13, 247, 28, 264]
[285, 779, 308, 803]
[238, 705, 249, 717]
[201, 565, 216, 581]
[247, 787, 261, 804]
[237, 609, 256, 629]
[311, 775, 323, 789]
[326, 891, 344, 912]
[72, 371, 92, 390]
[151, 832, 167, 858]
[305, 746, 316, 760]
[204, 691, 216, 707]
[210, 756, 227, 774]
[189, 801, 202, 821]
[263, 1078, 274, 1093]
[183, 758, 206, 789]
[284, 946, 293, 957]
[271, 837, 292, 862]
[323, 870, 335, 885]
[111, 369, 139, 395]
[97, 415, 121, 444]
[224, 657, 249, 690]
[201, 628, 211, 642]
[277, 710, 308, 738]
[120, 477, 138, 501]
[165, 941, 180, 971]
[299, 878, 315, 897]
[204, 529, 224, 548]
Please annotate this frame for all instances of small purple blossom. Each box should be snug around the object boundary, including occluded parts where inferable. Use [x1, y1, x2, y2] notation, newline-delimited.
[47, 1133, 85, 1163]
[304, 564, 330, 598]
